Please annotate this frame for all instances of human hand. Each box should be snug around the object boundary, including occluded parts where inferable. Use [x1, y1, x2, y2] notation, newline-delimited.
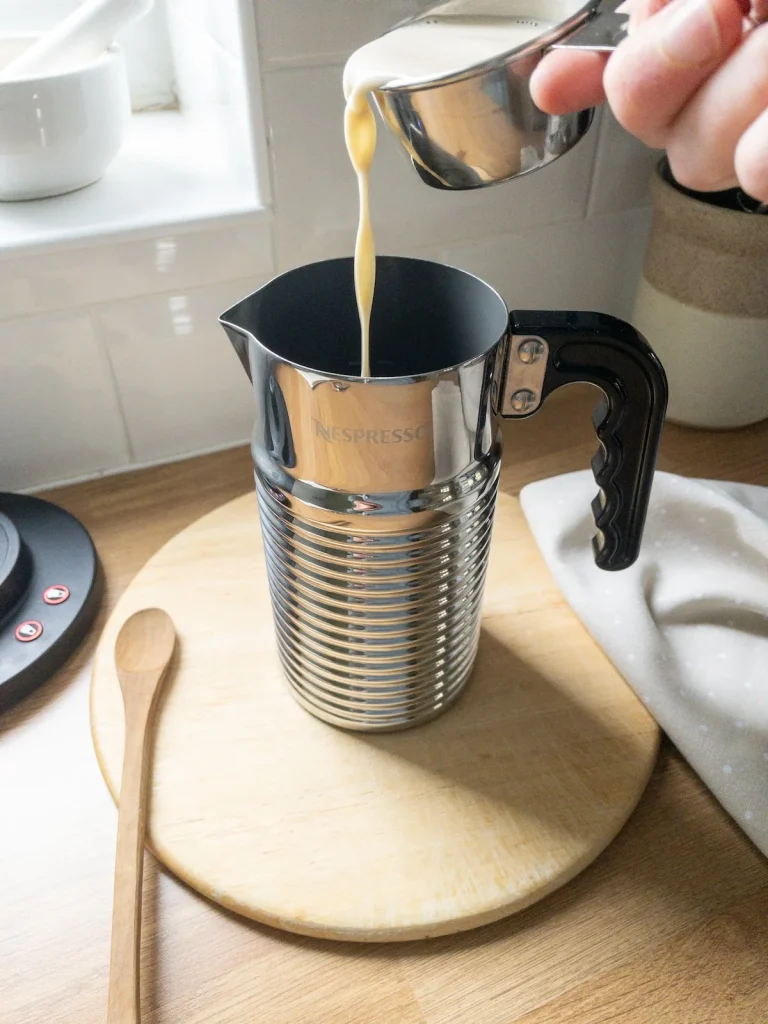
[530, 0, 768, 202]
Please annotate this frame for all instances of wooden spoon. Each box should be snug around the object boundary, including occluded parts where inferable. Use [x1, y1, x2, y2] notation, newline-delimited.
[107, 608, 176, 1024]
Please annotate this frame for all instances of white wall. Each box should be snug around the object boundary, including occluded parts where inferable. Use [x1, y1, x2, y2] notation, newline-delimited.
[0, 0, 660, 493]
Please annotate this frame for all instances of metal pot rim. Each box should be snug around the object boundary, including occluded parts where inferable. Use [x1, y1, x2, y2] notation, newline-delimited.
[220, 255, 510, 384]
[377, 0, 599, 94]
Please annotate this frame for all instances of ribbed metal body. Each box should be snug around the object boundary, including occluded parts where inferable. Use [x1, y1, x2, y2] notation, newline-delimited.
[221, 257, 666, 730]
[221, 257, 511, 732]
[257, 471, 498, 731]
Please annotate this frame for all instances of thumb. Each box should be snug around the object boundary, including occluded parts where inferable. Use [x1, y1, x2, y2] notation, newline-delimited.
[604, 0, 747, 147]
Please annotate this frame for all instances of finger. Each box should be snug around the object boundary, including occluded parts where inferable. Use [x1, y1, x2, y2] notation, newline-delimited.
[627, 0, 677, 30]
[529, 0, 674, 114]
[603, 0, 748, 148]
[530, 51, 608, 114]
[735, 101, 768, 200]
[667, 24, 768, 190]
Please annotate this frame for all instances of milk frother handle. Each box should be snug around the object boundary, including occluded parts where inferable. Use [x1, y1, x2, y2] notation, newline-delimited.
[505, 310, 668, 571]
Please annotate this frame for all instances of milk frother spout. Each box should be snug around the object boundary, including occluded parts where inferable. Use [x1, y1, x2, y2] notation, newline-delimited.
[365, 0, 629, 190]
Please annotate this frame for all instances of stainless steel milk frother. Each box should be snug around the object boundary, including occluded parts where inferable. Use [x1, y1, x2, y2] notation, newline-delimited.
[220, 257, 667, 732]
[372, 0, 630, 190]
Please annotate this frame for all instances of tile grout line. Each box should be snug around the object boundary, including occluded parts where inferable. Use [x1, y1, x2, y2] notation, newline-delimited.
[24, 438, 252, 497]
[86, 309, 137, 466]
[584, 106, 609, 221]
[0, 273, 268, 327]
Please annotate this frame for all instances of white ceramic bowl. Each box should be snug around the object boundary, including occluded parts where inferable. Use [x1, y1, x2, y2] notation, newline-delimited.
[0, 36, 131, 201]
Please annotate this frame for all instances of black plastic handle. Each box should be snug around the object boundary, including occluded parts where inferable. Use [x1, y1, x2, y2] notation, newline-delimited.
[508, 310, 668, 571]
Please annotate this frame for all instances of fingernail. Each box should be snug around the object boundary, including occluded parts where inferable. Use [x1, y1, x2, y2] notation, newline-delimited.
[659, 0, 722, 66]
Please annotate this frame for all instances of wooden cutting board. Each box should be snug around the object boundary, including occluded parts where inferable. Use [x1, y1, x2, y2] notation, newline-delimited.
[90, 490, 659, 942]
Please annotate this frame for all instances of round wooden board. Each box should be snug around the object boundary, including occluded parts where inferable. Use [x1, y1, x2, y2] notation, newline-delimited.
[90, 490, 659, 943]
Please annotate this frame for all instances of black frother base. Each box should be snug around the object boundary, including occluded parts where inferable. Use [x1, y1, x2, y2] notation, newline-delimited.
[0, 493, 102, 713]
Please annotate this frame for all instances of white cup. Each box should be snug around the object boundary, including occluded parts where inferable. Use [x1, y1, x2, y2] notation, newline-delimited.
[0, 36, 130, 201]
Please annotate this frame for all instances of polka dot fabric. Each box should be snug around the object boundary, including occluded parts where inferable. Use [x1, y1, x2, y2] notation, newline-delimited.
[520, 471, 768, 856]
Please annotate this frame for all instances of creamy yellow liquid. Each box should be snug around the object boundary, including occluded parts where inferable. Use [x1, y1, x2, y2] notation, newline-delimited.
[343, 90, 378, 378]
[343, 16, 555, 376]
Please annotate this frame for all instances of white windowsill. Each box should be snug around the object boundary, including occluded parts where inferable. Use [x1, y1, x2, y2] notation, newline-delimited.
[0, 110, 272, 259]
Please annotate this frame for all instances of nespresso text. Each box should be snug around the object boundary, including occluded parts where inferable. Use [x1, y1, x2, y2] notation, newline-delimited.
[313, 419, 430, 444]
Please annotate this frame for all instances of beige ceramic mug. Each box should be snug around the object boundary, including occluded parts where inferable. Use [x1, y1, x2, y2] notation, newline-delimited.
[632, 159, 768, 430]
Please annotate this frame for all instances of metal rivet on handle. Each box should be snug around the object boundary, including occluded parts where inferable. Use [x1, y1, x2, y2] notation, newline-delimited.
[517, 338, 546, 364]
[510, 389, 537, 413]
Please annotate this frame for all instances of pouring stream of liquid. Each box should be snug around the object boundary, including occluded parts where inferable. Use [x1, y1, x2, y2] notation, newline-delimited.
[343, 89, 378, 378]
[343, 16, 556, 377]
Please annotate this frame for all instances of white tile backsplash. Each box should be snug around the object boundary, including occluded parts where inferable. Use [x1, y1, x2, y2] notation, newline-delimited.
[0, 312, 130, 491]
[255, 0, 432, 68]
[0, 1, 656, 491]
[0, 224, 273, 322]
[587, 109, 662, 217]
[264, 64, 598, 271]
[442, 207, 653, 320]
[95, 279, 259, 464]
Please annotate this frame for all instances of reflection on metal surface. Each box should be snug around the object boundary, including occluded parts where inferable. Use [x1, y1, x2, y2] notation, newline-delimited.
[248, 322, 503, 730]
[221, 257, 509, 731]
[257, 472, 498, 731]
[374, 0, 627, 189]
[220, 256, 667, 727]
[377, 73, 594, 190]
[498, 334, 549, 416]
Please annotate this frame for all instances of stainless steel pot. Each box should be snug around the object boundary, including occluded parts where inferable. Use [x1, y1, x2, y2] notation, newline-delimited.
[373, 0, 629, 190]
[221, 256, 667, 732]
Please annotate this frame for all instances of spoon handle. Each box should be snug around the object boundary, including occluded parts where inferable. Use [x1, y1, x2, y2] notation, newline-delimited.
[106, 699, 154, 1024]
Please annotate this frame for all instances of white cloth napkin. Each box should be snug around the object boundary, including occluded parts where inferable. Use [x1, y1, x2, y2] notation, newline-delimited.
[519, 471, 768, 856]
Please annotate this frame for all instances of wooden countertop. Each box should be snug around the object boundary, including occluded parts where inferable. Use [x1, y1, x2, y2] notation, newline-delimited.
[3, 386, 768, 1024]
